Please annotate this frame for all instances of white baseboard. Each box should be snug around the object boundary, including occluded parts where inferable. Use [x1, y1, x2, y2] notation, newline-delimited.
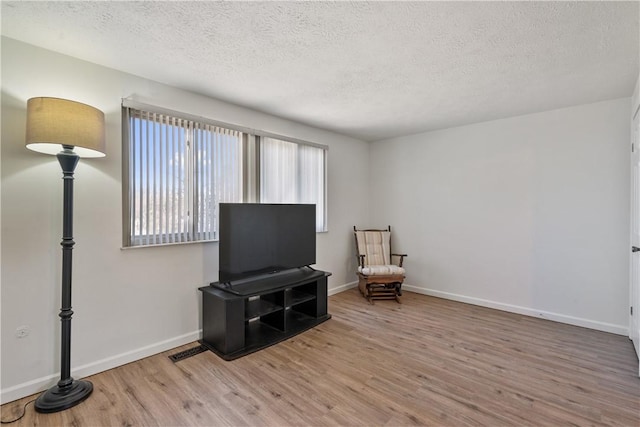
[1, 330, 202, 405]
[404, 285, 628, 336]
[9, 282, 620, 404]
[2, 281, 359, 404]
[328, 280, 357, 296]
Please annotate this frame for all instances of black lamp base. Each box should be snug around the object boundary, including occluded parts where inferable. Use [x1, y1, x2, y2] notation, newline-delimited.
[34, 379, 93, 413]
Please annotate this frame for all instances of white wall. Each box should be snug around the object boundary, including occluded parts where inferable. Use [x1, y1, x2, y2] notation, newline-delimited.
[0, 37, 369, 402]
[370, 98, 631, 334]
[2, 35, 633, 404]
[632, 74, 640, 116]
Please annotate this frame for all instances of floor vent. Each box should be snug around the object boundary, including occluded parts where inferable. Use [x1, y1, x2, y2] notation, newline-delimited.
[169, 345, 207, 362]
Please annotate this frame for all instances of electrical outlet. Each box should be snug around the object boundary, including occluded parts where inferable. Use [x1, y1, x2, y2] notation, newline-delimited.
[15, 325, 30, 339]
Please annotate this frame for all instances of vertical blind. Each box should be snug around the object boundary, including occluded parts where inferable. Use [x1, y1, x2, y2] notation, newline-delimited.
[260, 137, 327, 231]
[125, 108, 243, 246]
[123, 103, 328, 247]
[192, 123, 243, 241]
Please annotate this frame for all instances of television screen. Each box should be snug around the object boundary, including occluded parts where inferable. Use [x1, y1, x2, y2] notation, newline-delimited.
[219, 203, 316, 282]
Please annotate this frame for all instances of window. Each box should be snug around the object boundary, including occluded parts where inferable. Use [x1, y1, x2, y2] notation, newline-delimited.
[123, 108, 243, 246]
[123, 101, 327, 247]
[260, 137, 327, 231]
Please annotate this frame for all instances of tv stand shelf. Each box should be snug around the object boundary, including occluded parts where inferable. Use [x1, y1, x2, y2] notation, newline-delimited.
[245, 298, 281, 320]
[199, 269, 331, 360]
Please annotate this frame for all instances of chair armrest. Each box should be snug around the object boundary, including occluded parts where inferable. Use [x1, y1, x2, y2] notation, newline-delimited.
[358, 254, 366, 268]
[391, 253, 407, 267]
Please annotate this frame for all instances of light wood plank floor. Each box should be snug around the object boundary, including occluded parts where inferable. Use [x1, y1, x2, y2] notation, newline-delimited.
[2, 289, 639, 426]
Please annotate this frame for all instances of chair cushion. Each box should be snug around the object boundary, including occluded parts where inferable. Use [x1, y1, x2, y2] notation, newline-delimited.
[358, 265, 405, 276]
[355, 230, 391, 266]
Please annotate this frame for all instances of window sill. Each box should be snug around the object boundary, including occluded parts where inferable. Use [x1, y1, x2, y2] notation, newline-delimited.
[121, 239, 218, 250]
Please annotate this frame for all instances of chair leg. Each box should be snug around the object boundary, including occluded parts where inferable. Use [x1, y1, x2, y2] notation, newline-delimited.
[359, 277, 368, 295]
[365, 284, 375, 305]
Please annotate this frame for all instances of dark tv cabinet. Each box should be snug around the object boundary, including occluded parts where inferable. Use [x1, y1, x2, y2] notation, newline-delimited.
[199, 269, 331, 360]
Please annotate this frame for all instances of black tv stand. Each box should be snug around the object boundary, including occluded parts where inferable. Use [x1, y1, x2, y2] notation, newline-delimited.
[199, 269, 331, 360]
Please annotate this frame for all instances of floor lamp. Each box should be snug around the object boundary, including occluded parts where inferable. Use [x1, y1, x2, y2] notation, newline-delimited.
[25, 97, 106, 413]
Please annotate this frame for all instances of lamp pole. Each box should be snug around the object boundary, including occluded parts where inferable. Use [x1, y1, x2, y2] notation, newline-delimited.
[26, 97, 105, 413]
[34, 145, 93, 413]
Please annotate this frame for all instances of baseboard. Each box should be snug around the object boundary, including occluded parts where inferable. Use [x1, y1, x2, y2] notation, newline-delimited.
[328, 280, 357, 296]
[1, 330, 202, 404]
[8, 282, 621, 403]
[404, 285, 628, 336]
[2, 282, 359, 404]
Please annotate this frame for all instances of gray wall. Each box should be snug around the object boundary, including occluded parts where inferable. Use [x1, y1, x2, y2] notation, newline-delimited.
[1, 37, 369, 402]
[1, 35, 634, 403]
[370, 98, 631, 334]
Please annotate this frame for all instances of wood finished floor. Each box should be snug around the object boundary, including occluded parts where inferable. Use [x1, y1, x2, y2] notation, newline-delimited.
[2, 289, 639, 426]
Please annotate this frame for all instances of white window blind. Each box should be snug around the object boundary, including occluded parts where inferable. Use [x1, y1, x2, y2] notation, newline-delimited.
[193, 123, 243, 241]
[124, 108, 243, 247]
[260, 137, 327, 231]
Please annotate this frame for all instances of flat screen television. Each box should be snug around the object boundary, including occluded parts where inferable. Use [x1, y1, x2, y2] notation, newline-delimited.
[218, 203, 316, 283]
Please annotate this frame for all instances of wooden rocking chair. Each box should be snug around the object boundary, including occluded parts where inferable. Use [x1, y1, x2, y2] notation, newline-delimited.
[353, 226, 407, 304]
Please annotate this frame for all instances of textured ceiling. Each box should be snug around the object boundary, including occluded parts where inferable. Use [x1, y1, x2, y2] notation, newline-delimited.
[1, 1, 639, 142]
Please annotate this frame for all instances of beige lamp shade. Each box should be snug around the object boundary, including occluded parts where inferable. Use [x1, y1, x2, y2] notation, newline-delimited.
[26, 97, 106, 158]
